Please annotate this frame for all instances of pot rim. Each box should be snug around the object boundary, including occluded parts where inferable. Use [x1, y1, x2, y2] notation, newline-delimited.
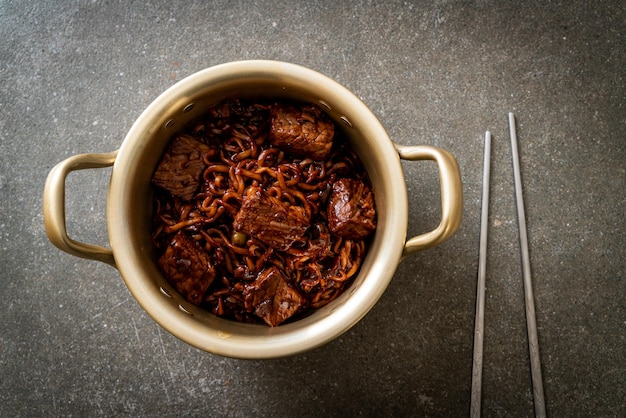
[107, 60, 408, 358]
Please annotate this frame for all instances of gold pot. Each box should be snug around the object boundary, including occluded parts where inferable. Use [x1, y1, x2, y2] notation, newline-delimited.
[43, 60, 463, 359]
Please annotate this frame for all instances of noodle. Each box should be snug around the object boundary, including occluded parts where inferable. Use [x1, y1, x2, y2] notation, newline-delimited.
[151, 98, 376, 326]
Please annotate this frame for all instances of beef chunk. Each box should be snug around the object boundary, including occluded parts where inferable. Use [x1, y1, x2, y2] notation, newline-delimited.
[269, 103, 334, 161]
[157, 231, 216, 305]
[152, 134, 210, 200]
[243, 266, 307, 327]
[327, 178, 376, 239]
[233, 186, 311, 251]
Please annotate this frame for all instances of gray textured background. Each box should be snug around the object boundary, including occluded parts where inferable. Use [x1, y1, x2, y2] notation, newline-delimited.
[1, 1, 624, 416]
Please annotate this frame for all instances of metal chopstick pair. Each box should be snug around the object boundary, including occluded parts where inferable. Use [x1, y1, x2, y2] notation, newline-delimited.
[470, 114, 546, 417]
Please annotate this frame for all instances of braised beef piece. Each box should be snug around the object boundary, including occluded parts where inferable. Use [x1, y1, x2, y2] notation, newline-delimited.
[157, 231, 216, 305]
[327, 178, 376, 239]
[152, 134, 211, 201]
[269, 103, 334, 161]
[233, 186, 311, 251]
[243, 266, 307, 327]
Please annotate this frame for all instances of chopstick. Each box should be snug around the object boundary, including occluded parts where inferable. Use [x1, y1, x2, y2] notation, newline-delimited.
[509, 113, 546, 418]
[470, 131, 491, 417]
[471, 117, 547, 416]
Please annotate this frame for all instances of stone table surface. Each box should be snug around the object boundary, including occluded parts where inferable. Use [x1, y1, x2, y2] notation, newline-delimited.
[1, 1, 624, 416]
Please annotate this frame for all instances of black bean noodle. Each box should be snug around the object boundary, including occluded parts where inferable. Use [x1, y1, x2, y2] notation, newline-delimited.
[151, 98, 374, 325]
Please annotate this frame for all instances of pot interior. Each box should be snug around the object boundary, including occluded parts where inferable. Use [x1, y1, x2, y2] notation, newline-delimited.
[108, 61, 408, 358]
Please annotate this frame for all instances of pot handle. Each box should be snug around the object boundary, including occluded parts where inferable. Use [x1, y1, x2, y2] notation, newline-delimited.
[395, 144, 463, 257]
[43, 151, 118, 267]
